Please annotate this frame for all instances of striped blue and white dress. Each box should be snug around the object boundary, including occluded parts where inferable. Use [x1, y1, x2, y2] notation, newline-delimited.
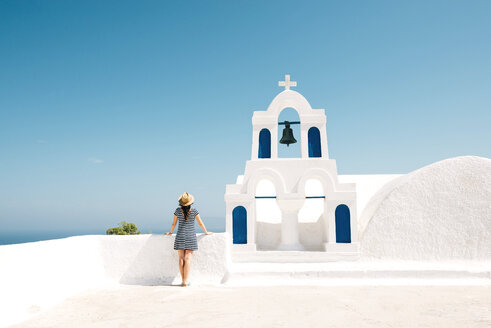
[173, 207, 199, 250]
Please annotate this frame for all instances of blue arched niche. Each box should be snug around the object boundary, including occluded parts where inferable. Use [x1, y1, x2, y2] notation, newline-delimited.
[335, 204, 351, 243]
[308, 127, 321, 158]
[232, 206, 247, 244]
[258, 129, 271, 159]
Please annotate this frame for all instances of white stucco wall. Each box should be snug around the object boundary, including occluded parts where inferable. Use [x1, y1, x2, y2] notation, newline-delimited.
[338, 174, 403, 220]
[360, 156, 491, 261]
[0, 233, 229, 327]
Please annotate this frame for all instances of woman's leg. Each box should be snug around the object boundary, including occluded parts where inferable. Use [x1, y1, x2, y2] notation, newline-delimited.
[182, 250, 193, 285]
[178, 250, 185, 284]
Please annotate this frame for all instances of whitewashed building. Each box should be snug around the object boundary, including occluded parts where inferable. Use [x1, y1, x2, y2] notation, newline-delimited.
[225, 75, 359, 260]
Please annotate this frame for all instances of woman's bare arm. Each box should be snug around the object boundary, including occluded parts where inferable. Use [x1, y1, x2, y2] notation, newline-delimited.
[164, 215, 178, 235]
[196, 214, 213, 235]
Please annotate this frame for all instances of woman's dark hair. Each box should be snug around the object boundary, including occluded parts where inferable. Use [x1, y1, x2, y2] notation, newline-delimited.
[181, 205, 191, 221]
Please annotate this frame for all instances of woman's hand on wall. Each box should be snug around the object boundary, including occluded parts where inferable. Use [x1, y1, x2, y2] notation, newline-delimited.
[205, 231, 213, 235]
[164, 232, 172, 236]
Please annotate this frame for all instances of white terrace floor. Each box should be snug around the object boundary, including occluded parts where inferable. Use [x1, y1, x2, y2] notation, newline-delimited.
[12, 284, 491, 328]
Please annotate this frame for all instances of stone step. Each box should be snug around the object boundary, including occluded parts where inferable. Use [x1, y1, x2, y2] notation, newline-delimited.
[231, 250, 360, 263]
[231, 243, 361, 263]
[223, 262, 491, 285]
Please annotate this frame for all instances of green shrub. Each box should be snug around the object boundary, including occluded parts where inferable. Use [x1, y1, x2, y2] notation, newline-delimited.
[106, 221, 141, 235]
[106, 227, 125, 235]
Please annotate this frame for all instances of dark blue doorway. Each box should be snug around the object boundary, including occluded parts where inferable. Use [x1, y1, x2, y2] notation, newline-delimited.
[335, 204, 351, 243]
[258, 129, 271, 159]
[233, 206, 247, 244]
[308, 127, 321, 158]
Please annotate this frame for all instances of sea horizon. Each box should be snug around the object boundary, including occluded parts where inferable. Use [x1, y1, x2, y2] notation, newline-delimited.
[0, 224, 226, 246]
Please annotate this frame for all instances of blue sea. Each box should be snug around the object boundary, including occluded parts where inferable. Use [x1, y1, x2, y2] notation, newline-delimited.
[0, 230, 106, 245]
[0, 225, 226, 246]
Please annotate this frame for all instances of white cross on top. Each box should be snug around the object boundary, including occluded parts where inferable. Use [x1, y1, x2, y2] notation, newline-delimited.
[278, 74, 297, 90]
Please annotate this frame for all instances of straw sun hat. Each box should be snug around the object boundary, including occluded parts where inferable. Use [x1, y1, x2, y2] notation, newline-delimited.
[178, 192, 194, 206]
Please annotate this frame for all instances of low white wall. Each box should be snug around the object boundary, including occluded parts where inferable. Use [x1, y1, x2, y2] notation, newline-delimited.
[98, 234, 230, 285]
[0, 233, 229, 327]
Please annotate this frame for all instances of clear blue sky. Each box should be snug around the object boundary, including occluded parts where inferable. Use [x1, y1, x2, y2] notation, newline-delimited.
[1, 0, 490, 234]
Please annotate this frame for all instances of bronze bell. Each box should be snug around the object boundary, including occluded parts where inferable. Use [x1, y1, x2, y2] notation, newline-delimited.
[279, 121, 297, 147]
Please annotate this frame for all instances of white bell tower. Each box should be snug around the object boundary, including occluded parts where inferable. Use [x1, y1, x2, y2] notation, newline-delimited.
[251, 74, 329, 160]
[225, 75, 359, 261]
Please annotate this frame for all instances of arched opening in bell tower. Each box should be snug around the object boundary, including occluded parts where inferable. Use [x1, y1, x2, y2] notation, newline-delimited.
[298, 179, 324, 223]
[277, 107, 301, 158]
[255, 179, 281, 223]
[255, 178, 282, 250]
[298, 178, 325, 250]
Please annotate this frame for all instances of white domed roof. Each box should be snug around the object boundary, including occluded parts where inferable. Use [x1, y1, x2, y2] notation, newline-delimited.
[360, 155, 491, 261]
